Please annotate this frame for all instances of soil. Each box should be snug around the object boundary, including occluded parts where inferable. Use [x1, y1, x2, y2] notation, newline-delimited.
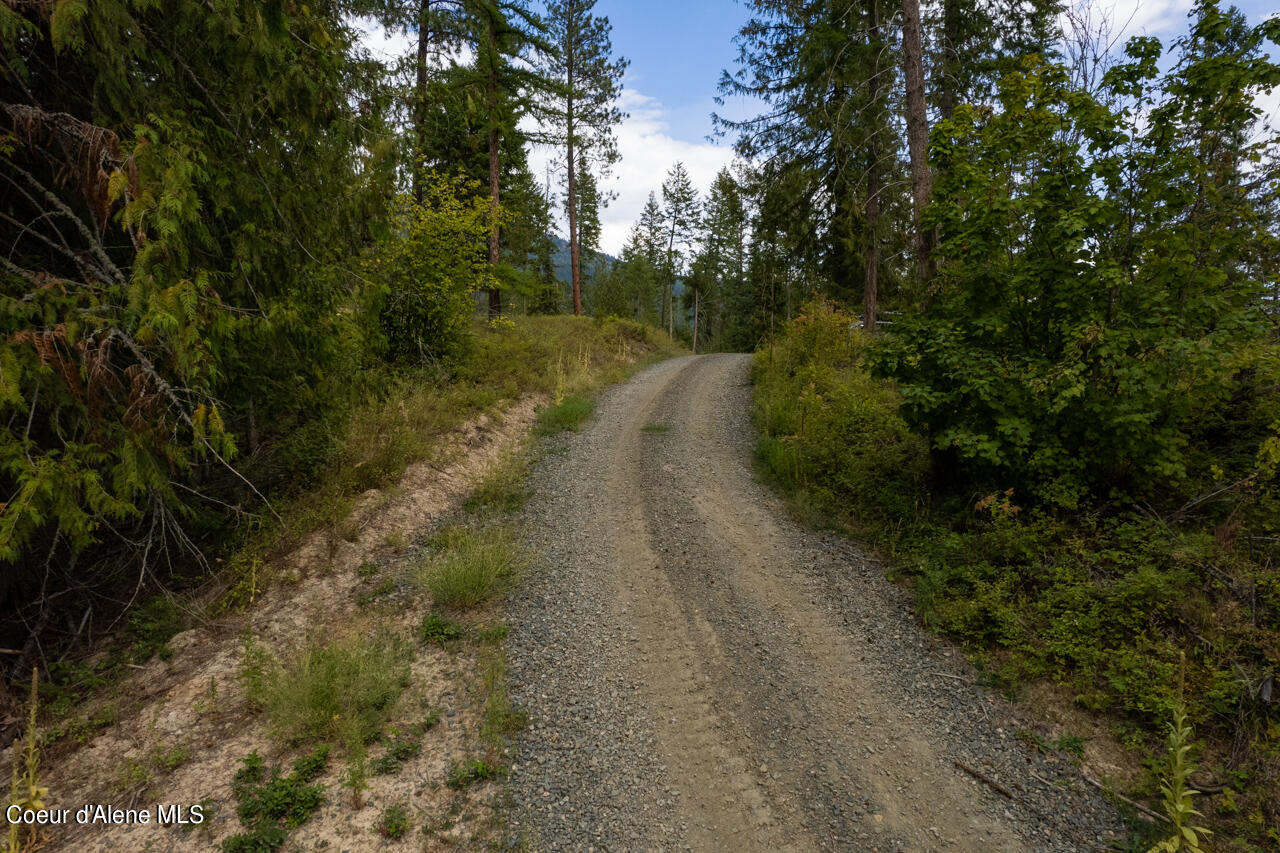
[28, 396, 544, 852]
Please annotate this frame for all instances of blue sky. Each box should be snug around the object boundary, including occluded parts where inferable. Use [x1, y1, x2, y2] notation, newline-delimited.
[360, 0, 1280, 254]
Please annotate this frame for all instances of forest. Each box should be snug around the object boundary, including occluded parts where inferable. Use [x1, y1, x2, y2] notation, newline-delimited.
[2, 0, 1279, 850]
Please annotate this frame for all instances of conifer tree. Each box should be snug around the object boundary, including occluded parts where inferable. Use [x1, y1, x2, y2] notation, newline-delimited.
[541, 0, 627, 315]
[660, 162, 699, 336]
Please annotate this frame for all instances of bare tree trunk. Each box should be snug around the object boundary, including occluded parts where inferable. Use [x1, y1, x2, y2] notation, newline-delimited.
[692, 289, 699, 354]
[864, 0, 882, 332]
[413, 0, 432, 204]
[940, 0, 960, 121]
[902, 0, 935, 281]
[486, 15, 502, 318]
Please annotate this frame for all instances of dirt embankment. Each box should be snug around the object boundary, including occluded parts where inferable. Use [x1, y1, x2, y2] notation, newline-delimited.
[30, 396, 543, 852]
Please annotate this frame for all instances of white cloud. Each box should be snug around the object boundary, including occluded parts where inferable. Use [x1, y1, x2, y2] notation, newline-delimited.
[350, 15, 414, 64]
[1100, 0, 1195, 37]
[529, 87, 736, 256]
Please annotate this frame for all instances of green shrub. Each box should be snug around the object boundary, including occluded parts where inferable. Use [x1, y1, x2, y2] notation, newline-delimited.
[371, 178, 496, 365]
[128, 596, 187, 663]
[445, 758, 503, 789]
[220, 747, 329, 853]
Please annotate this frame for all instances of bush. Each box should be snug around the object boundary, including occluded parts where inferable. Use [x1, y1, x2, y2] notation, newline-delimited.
[751, 301, 928, 531]
[753, 299, 1280, 844]
[370, 177, 498, 365]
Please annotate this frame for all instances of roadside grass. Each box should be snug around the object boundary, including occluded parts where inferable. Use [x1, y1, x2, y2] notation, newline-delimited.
[220, 315, 682, 611]
[534, 395, 596, 435]
[480, 646, 528, 749]
[463, 450, 530, 515]
[416, 525, 527, 610]
[239, 631, 412, 751]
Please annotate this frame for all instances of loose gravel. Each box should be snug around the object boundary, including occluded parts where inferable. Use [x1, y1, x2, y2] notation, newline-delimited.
[503, 354, 1127, 852]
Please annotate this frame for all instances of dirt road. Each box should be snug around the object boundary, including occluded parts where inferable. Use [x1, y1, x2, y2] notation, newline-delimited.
[506, 354, 1123, 851]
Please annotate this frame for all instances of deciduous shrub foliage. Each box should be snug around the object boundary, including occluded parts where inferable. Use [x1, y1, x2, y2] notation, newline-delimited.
[876, 4, 1280, 509]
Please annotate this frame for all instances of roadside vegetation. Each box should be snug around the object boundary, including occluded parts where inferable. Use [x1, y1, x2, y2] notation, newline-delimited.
[754, 302, 1280, 850]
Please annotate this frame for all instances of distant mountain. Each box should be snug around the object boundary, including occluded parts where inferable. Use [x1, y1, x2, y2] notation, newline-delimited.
[550, 235, 618, 286]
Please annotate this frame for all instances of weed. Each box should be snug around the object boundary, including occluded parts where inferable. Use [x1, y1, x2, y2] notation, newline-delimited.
[240, 632, 412, 750]
[356, 561, 380, 579]
[446, 758, 504, 789]
[371, 735, 421, 775]
[534, 395, 595, 435]
[641, 423, 670, 433]
[421, 611, 465, 645]
[342, 748, 369, 809]
[481, 649, 528, 748]
[6, 669, 47, 853]
[152, 743, 192, 772]
[356, 578, 396, 608]
[1148, 699, 1211, 852]
[476, 621, 509, 644]
[221, 747, 328, 853]
[418, 526, 526, 610]
[378, 803, 411, 838]
[113, 759, 150, 793]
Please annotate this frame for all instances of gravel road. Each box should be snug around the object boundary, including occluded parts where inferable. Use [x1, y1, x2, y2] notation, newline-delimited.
[505, 354, 1126, 852]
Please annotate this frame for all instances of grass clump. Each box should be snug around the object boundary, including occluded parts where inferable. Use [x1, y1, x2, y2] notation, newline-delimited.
[464, 451, 529, 515]
[640, 423, 670, 433]
[418, 526, 526, 610]
[220, 747, 328, 853]
[240, 632, 412, 750]
[378, 803, 411, 838]
[534, 395, 595, 435]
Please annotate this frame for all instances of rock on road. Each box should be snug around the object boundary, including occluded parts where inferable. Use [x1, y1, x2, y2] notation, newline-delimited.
[505, 354, 1124, 852]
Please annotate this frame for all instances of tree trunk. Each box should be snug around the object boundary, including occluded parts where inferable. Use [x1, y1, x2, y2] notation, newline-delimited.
[902, 0, 935, 281]
[693, 289, 699, 354]
[486, 15, 502, 318]
[864, 0, 882, 332]
[413, 0, 432, 204]
[940, 0, 960, 121]
[566, 36, 581, 316]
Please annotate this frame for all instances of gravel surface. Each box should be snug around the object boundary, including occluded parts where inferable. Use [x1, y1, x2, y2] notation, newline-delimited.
[504, 354, 1126, 852]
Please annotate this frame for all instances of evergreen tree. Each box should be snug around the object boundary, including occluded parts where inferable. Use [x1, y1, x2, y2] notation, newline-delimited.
[541, 0, 627, 315]
[660, 162, 699, 336]
[457, 0, 554, 316]
[0, 2, 395, 585]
